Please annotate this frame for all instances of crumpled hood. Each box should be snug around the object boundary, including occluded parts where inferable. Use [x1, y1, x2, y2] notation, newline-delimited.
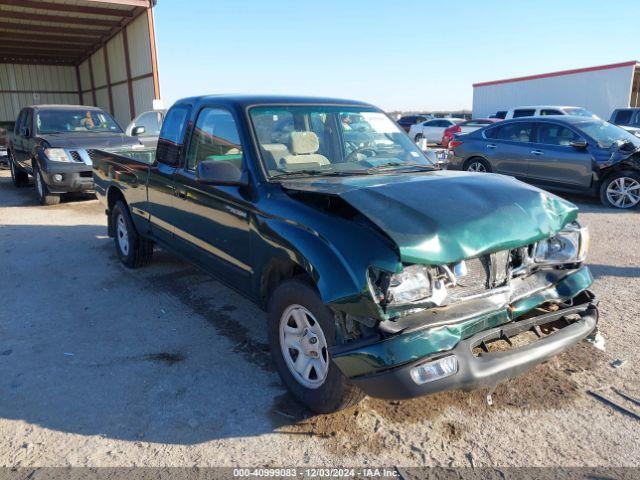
[39, 132, 141, 149]
[282, 170, 578, 264]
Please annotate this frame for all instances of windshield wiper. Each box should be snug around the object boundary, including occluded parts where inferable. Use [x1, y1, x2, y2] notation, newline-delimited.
[366, 162, 436, 172]
[270, 169, 367, 179]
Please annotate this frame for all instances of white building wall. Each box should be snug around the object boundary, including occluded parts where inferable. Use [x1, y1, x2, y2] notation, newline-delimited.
[472, 64, 636, 119]
[0, 64, 80, 122]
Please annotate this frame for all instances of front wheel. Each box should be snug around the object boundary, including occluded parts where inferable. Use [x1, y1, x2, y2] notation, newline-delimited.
[464, 157, 492, 173]
[8, 152, 28, 187]
[267, 279, 364, 413]
[34, 166, 60, 205]
[111, 200, 154, 268]
[599, 171, 640, 209]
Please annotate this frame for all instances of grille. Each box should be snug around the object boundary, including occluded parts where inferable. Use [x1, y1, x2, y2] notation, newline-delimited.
[69, 150, 83, 162]
[448, 256, 491, 300]
[447, 251, 511, 301]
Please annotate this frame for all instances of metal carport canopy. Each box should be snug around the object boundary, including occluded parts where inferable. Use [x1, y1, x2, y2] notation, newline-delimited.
[0, 0, 160, 124]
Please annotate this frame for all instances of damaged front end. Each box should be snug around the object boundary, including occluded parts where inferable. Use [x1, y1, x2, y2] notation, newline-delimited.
[330, 222, 599, 400]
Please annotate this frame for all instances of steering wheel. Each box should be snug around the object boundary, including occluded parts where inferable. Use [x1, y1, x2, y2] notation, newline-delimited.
[345, 146, 377, 162]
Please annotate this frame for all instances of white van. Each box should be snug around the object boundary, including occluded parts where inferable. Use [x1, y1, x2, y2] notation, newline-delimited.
[499, 106, 599, 119]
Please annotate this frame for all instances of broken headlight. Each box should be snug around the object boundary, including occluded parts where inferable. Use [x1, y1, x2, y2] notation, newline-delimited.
[534, 223, 589, 265]
[387, 264, 432, 305]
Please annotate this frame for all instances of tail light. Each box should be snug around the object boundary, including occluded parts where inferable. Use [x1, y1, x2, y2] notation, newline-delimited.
[449, 140, 463, 149]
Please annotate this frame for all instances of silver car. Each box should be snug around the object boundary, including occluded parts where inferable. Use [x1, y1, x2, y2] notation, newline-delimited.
[448, 116, 640, 209]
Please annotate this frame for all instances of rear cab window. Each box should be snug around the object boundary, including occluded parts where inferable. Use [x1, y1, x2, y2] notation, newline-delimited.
[157, 105, 191, 165]
[614, 110, 633, 125]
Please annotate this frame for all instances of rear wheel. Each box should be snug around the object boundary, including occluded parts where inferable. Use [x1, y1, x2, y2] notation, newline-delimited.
[600, 171, 640, 209]
[464, 157, 491, 173]
[112, 200, 154, 268]
[267, 279, 364, 413]
[8, 151, 28, 187]
[34, 165, 60, 205]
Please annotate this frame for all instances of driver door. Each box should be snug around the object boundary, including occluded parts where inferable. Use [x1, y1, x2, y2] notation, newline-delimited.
[171, 106, 254, 295]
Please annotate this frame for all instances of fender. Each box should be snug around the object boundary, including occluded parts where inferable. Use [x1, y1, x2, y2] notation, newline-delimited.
[252, 210, 400, 320]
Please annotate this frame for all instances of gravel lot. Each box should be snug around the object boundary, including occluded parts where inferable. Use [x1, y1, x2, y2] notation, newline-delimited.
[0, 167, 638, 468]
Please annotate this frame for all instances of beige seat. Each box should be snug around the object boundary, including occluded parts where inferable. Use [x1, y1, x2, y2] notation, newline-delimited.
[280, 131, 330, 167]
[261, 143, 290, 169]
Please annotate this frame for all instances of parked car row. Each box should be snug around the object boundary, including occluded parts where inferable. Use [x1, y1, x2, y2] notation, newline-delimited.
[448, 116, 640, 209]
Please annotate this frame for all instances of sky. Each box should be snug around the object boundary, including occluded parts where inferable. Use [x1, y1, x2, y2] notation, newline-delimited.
[154, 0, 640, 112]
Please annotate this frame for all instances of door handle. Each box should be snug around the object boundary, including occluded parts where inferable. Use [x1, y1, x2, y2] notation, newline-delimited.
[486, 144, 496, 149]
[530, 150, 544, 156]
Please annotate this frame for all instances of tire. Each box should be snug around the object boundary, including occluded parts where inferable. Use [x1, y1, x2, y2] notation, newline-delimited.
[464, 157, 492, 173]
[34, 165, 61, 205]
[599, 170, 640, 209]
[414, 134, 424, 143]
[8, 151, 28, 187]
[267, 279, 364, 413]
[112, 200, 154, 268]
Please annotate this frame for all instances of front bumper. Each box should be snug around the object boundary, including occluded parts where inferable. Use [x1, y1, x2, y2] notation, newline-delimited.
[331, 266, 597, 399]
[41, 162, 94, 193]
[349, 298, 597, 399]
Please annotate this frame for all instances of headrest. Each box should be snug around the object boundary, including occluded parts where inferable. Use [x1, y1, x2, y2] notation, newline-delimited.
[290, 131, 319, 155]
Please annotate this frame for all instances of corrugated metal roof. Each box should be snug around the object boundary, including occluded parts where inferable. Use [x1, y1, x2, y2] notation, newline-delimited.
[0, 0, 153, 66]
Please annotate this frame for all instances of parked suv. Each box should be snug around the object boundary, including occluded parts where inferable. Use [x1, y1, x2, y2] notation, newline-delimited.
[7, 105, 142, 205]
[448, 116, 640, 208]
[126, 109, 166, 147]
[91, 95, 598, 413]
[609, 108, 640, 136]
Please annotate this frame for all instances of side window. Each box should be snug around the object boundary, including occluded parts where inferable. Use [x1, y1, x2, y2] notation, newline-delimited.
[513, 109, 536, 118]
[540, 109, 562, 116]
[157, 105, 190, 166]
[483, 125, 501, 139]
[135, 111, 163, 135]
[496, 122, 534, 142]
[536, 123, 580, 146]
[633, 111, 640, 126]
[24, 110, 33, 136]
[186, 108, 243, 171]
[615, 110, 633, 125]
[15, 110, 25, 134]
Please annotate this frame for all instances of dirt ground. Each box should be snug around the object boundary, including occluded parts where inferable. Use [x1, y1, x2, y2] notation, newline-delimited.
[0, 167, 639, 468]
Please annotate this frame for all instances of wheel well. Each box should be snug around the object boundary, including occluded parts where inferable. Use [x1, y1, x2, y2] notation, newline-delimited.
[260, 259, 314, 310]
[106, 187, 126, 237]
[463, 156, 490, 169]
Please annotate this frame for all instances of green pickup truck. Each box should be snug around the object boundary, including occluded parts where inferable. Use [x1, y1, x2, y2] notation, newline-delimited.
[92, 95, 599, 413]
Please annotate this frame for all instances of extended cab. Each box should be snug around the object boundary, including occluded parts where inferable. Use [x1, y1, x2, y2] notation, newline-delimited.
[7, 105, 141, 205]
[93, 95, 599, 413]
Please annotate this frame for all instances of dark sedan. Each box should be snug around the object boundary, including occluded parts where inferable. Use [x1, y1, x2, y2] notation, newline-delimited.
[448, 116, 640, 208]
[396, 114, 431, 133]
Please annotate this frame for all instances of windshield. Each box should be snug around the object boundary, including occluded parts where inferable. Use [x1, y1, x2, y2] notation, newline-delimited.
[36, 109, 122, 134]
[580, 120, 640, 149]
[249, 105, 436, 178]
[563, 107, 597, 118]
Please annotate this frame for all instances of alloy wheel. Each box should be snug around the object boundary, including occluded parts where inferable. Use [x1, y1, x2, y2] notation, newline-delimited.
[279, 304, 329, 389]
[116, 213, 130, 255]
[606, 177, 640, 208]
[467, 161, 487, 173]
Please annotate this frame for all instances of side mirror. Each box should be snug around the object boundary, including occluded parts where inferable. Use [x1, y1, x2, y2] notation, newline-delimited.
[131, 125, 146, 136]
[570, 139, 588, 149]
[196, 159, 247, 186]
